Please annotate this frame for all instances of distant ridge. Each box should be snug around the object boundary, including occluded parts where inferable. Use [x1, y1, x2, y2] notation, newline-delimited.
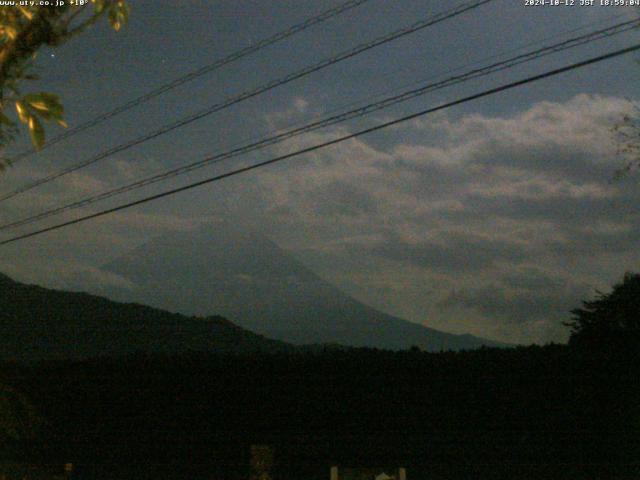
[97, 222, 506, 351]
[0, 273, 292, 362]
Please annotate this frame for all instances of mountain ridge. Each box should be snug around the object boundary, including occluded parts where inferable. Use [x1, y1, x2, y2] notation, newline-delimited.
[0, 272, 293, 362]
[96, 222, 506, 351]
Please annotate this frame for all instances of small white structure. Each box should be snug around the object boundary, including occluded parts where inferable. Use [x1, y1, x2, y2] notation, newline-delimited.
[375, 474, 393, 480]
[330, 467, 406, 480]
[331, 466, 339, 480]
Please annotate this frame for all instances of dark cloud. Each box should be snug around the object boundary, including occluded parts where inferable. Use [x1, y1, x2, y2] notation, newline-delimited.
[437, 281, 589, 325]
[364, 232, 527, 272]
[310, 181, 380, 217]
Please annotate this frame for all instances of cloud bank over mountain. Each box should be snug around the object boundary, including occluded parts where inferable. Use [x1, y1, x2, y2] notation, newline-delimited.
[1, 94, 638, 344]
[230, 94, 639, 344]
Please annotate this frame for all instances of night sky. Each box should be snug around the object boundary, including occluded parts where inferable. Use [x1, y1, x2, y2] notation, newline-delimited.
[0, 0, 639, 344]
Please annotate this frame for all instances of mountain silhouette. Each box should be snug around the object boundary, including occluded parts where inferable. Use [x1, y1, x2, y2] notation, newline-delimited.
[0, 272, 291, 362]
[98, 222, 504, 351]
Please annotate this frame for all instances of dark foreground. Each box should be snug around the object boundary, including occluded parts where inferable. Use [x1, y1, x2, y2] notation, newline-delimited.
[2, 344, 638, 480]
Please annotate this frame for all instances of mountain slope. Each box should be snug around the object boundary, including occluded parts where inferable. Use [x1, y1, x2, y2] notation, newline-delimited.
[98, 223, 504, 351]
[0, 273, 292, 362]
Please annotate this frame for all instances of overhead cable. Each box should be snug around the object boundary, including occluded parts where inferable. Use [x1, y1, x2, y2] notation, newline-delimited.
[1, 42, 638, 246]
[6, 0, 374, 163]
[1, 18, 637, 232]
[0, 0, 494, 202]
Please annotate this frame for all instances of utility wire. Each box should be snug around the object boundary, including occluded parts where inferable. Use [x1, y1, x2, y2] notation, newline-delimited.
[188, 10, 634, 177]
[1, 43, 638, 246]
[0, 0, 494, 203]
[1, 18, 637, 232]
[6, 0, 373, 163]
[310, 10, 634, 127]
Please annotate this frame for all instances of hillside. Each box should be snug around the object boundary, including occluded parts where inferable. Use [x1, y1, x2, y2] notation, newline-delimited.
[0, 273, 291, 362]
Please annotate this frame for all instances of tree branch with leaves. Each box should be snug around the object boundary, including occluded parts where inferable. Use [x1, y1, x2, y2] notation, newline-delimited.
[564, 272, 640, 349]
[0, 0, 129, 167]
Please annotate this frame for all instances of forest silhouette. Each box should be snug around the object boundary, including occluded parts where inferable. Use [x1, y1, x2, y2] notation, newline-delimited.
[0, 273, 638, 480]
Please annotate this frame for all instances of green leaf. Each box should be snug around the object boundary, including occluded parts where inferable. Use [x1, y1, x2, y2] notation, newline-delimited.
[14, 100, 29, 123]
[24, 94, 49, 112]
[17, 6, 33, 20]
[108, 9, 120, 31]
[108, 1, 129, 31]
[92, 0, 107, 14]
[119, 1, 130, 21]
[39, 92, 61, 103]
[34, 110, 53, 121]
[24, 92, 64, 121]
[40, 92, 64, 117]
[28, 115, 45, 150]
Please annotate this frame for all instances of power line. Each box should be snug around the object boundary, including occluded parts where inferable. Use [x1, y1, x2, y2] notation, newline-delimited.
[0, 0, 494, 203]
[1, 42, 638, 247]
[1, 18, 637, 232]
[6, 0, 374, 164]
[316, 10, 634, 124]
